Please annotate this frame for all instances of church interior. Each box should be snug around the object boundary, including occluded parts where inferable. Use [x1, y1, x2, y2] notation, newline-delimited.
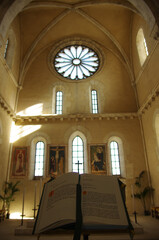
[0, 0, 159, 237]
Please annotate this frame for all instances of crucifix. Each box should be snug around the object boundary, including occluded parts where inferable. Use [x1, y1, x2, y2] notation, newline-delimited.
[75, 160, 82, 173]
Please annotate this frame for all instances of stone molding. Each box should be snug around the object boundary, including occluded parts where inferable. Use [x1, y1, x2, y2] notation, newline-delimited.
[138, 85, 159, 115]
[13, 112, 138, 125]
[0, 95, 15, 118]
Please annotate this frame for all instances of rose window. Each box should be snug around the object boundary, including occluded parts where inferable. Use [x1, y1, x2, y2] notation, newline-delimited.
[54, 45, 99, 80]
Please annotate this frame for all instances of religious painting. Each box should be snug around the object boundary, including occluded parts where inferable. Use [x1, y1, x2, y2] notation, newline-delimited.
[48, 146, 65, 176]
[11, 147, 28, 178]
[90, 145, 106, 173]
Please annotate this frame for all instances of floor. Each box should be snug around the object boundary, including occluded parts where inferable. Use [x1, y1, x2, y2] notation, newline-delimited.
[0, 215, 159, 240]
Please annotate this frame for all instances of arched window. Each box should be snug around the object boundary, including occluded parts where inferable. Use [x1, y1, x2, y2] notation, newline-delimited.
[68, 131, 88, 173]
[29, 136, 47, 180]
[91, 89, 98, 114]
[56, 91, 63, 114]
[72, 136, 84, 174]
[110, 141, 120, 175]
[3, 29, 16, 68]
[108, 136, 125, 177]
[34, 141, 45, 177]
[136, 28, 149, 66]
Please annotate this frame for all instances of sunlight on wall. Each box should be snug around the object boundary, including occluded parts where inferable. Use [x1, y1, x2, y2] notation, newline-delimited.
[10, 122, 41, 143]
[136, 28, 149, 66]
[17, 103, 43, 116]
[10, 212, 21, 219]
[10, 212, 33, 219]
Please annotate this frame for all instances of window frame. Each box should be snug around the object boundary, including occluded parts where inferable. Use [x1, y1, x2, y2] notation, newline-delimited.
[72, 135, 84, 174]
[34, 141, 45, 179]
[54, 45, 99, 80]
[55, 91, 63, 114]
[136, 28, 149, 66]
[110, 141, 121, 176]
[91, 89, 98, 114]
[68, 131, 88, 173]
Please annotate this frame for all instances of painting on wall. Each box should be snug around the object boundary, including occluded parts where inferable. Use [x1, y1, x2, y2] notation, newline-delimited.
[48, 146, 65, 176]
[90, 145, 106, 173]
[11, 147, 28, 178]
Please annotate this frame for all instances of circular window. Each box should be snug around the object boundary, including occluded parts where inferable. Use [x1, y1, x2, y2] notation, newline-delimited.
[54, 45, 99, 80]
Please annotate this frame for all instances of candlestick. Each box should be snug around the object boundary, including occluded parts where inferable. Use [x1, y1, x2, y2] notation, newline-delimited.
[21, 186, 25, 226]
[32, 183, 37, 219]
[39, 178, 42, 203]
[34, 183, 37, 209]
[131, 184, 135, 212]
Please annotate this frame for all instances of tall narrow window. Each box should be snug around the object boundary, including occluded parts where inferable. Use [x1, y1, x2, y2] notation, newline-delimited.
[4, 39, 9, 59]
[143, 38, 149, 56]
[136, 28, 149, 66]
[34, 141, 45, 177]
[72, 136, 84, 174]
[91, 90, 98, 113]
[56, 91, 63, 114]
[110, 141, 120, 175]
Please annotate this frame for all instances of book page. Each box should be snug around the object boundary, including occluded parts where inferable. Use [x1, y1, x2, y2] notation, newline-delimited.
[34, 172, 79, 234]
[81, 174, 128, 228]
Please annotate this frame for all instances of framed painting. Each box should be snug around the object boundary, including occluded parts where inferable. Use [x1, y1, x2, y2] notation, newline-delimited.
[90, 145, 106, 174]
[11, 147, 28, 178]
[48, 146, 65, 176]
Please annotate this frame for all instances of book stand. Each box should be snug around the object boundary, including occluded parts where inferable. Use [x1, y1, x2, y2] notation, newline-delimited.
[35, 180, 134, 240]
[36, 228, 134, 240]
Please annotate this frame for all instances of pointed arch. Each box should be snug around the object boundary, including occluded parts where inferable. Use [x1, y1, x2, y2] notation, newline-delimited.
[68, 131, 88, 173]
[0, 0, 156, 41]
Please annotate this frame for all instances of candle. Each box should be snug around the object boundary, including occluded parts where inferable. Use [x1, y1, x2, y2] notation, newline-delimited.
[22, 186, 25, 216]
[34, 183, 37, 209]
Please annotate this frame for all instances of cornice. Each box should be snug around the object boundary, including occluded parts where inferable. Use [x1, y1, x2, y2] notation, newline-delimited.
[14, 112, 138, 125]
[138, 85, 159, 115]
[0, 95, 15, 118]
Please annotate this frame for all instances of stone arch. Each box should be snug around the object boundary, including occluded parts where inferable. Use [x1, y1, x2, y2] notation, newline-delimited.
[0, 0, 157, 42]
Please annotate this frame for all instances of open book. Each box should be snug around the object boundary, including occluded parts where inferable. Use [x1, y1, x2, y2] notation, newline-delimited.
[33, 172, 133, 235]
